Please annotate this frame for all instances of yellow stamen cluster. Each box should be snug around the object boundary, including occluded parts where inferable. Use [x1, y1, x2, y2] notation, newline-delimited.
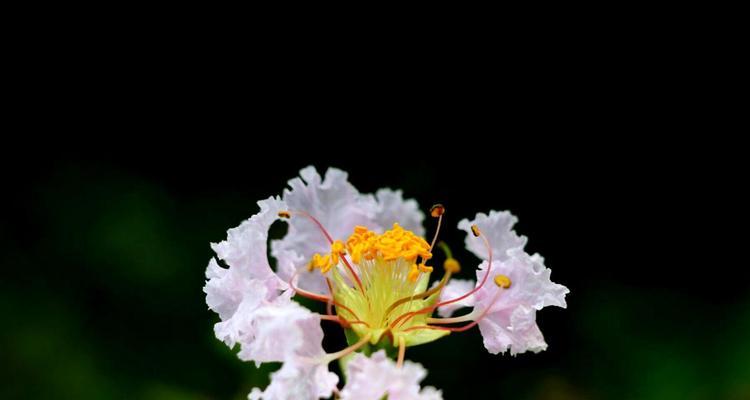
[347, 223, 433, 282]
[309, 240, 346, 273]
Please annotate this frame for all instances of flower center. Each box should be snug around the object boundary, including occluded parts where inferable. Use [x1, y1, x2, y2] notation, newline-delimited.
[306, 224, 441, 342]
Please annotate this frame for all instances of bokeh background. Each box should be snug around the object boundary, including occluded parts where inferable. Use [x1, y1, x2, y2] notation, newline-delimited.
[2, 146, 746, 400]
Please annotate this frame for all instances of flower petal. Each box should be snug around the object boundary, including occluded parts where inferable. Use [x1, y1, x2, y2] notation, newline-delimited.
[205, 197, 289, 347]
[248, 357, 338, 400]
[469, 250, 567, 355]
[478, 305, 548, 356]
[238, 299, 326, 365]
[435, 278, 476, 318]
[373, 188, 425, 236]
[458, 210, 527, 261]
[272, 166, 378, 293]
[211, 197, 287, 285]
[340, 350, 443, 400]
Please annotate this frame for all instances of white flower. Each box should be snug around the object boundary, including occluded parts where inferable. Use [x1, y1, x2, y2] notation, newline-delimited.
[204, 167, 569, 399]
[340, 351, 442, 400]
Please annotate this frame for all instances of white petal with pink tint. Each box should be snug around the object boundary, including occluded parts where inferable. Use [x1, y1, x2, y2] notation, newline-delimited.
[205, 197, 289, 348]
[373, 188, 425, 236]
[238, 299, 325, 365]
[435, 279, 476, 318]
[340, 350, 442, 400]
[248, 357, 338, 400]
[458, 210, 527, 261]
[469, 248, 568, 355]
[272, 166, 378, 293]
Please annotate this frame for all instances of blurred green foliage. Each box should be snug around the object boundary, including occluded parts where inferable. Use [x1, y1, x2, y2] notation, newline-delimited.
[2, 162, 747, 400]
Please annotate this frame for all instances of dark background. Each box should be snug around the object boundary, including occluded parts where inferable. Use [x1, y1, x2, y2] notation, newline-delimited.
[2, 134, 745, 400]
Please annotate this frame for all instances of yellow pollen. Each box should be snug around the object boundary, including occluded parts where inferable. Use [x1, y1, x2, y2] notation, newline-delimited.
[278, 211, 291, 219]
[443, 258, 461, 273]
[407, 264, 421, 282]
[494, 274, 512, 288]
[430, 204, 445, 218]
[471, 224, 481, 237]
[346, 223, 433, 282]
[417, 263, 433, 273]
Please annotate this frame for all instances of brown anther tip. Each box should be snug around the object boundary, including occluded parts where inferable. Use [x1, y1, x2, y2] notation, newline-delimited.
[278, 211, 291, 219]
[471, 224, 481, 237]
[430, 204, 445, 218]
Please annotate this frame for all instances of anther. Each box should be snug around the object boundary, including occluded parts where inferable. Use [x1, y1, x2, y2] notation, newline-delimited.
[430, 204, 445, 218]
[494, 274, 511, 288]
[471, 224, 481, 237]
[444, 258, 461, 274]
[278, 211, 291, 219]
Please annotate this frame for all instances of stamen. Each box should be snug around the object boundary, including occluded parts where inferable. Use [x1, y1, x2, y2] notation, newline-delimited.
[381, 241, 459, 320]
[404, 285, 506, 333]
[429, 204, 445, 251]
[320, 314, 371, 328]
[494, 274, 512, 289]
[283, 209, 366, 295]
[289, 270, 363, 321]
[283, 210, 334, 244]
[289, 270, 332, 303]
[396, 336, 406, 368]
[390, 224, 493, 329]
[323, 332, 373, 364]
[443, 258, 461, 274]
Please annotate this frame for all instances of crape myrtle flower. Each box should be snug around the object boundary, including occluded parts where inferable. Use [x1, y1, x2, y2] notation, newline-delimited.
[204, 167, 568, 399]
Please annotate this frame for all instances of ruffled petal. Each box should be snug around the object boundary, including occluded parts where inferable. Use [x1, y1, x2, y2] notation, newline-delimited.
[435, 279, 476, 318]
[373, 188, 425, 236]
[474, 250, 568, 314]
[340, 350, 443, 400]
[238, 299, 325, 365]
[468, 249, 567, 355]
[272, 166, 378, 293]
[478, 305, 548, 355]
[248, 357, 338, 400]
[458, 210, 527, 262]
[205, 196, 331, 366]
[211, 197, 287, 284]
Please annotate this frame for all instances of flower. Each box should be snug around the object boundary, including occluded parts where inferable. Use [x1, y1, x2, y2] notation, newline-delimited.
[204, 166, 568, 398]
[340, 350, 442, 400]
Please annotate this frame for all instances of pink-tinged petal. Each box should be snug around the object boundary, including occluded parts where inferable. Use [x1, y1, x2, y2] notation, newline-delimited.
[340, 350, 443, 400]
[205, 197, 290, 348]
[473, 250, 568, 313]
[248, 357, 338, 400]
[272, 166, 378, 293]
[211, 197, 287, 285]
[238, 299, 325, 365]
[205, 196, 328, 362]
[458, 210, 527, 261]
[373, 188, 425, 236]
[469, 249, 568, 355]
[478, 306, 548, 355]
[435, 279, 476, 318]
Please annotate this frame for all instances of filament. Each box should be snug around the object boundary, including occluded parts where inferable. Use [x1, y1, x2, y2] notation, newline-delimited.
[390, 225, 493, 329]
